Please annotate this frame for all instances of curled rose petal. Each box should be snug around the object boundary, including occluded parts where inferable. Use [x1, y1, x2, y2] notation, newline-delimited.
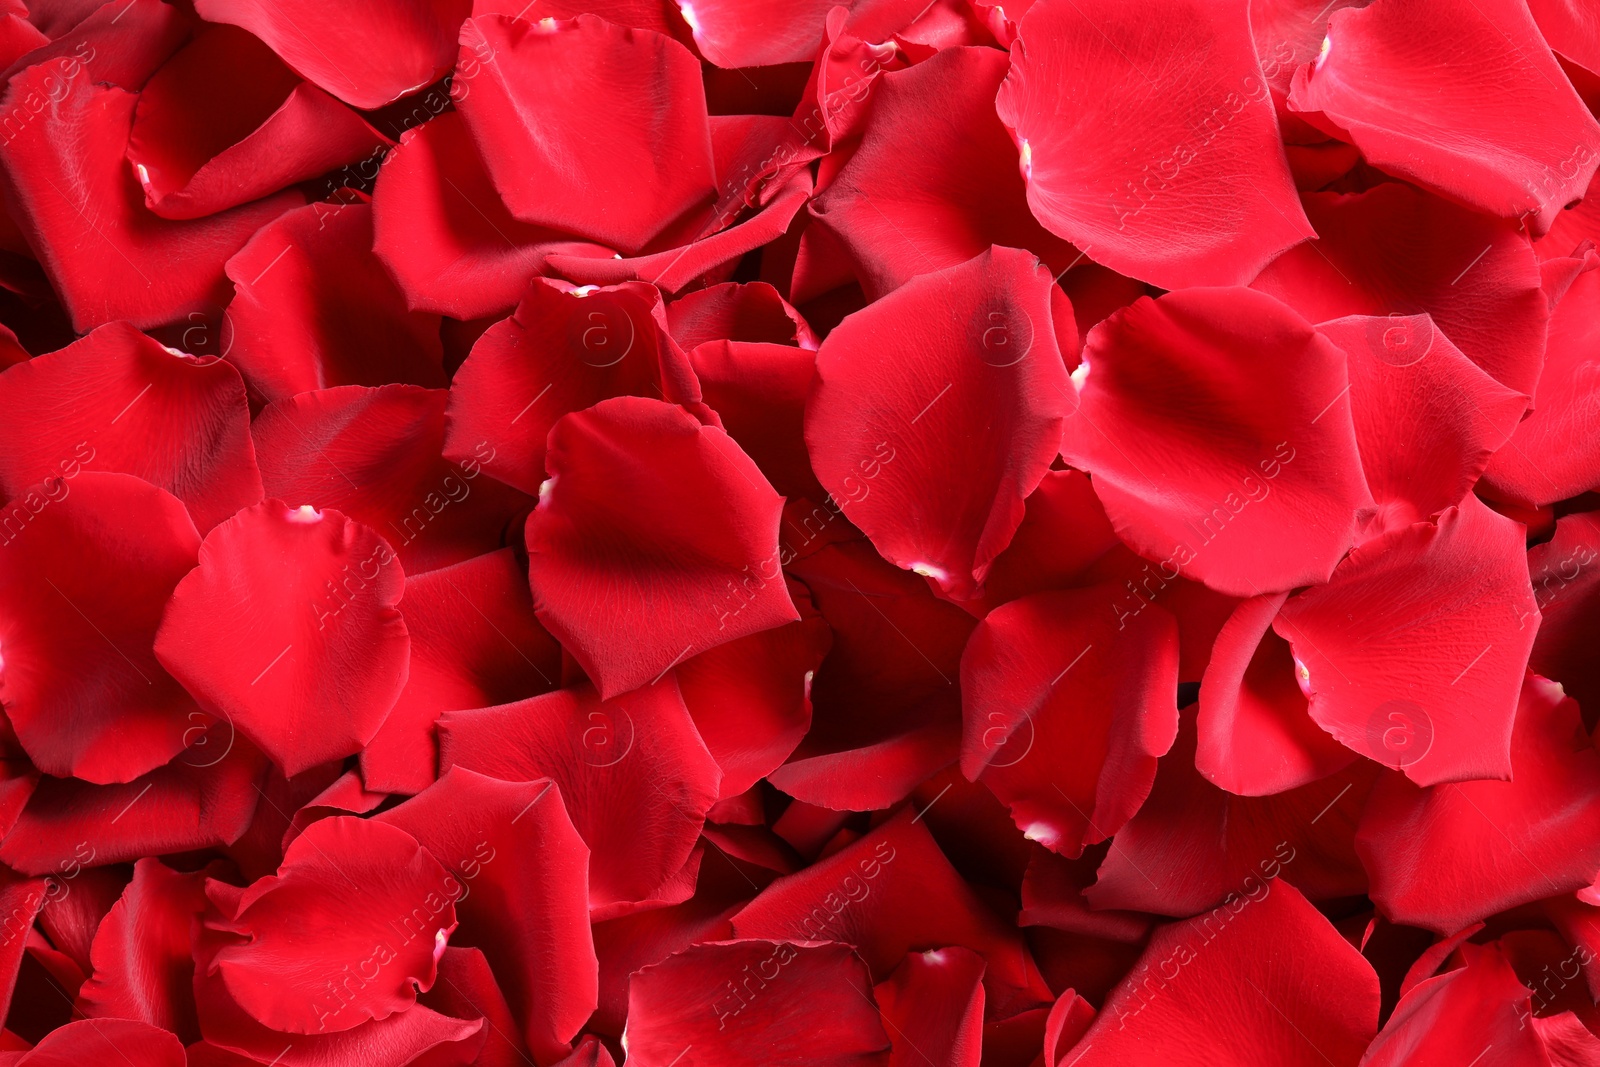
[873, 947, 986, 1067]
[154, 500, 411, 776]
[525, 396, 796, 699]
[1526, 511, 1600, 720]
[1361, 943, 1545, 1067]
[994, 0, 1313, 289]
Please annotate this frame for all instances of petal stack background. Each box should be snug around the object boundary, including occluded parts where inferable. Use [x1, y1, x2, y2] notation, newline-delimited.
[0, 0, 1593, 1064]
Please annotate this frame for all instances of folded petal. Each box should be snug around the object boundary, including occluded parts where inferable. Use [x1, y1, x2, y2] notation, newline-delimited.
[1527, 512, 1600, 720]
[806, 245, 1074, 599]
[873, 947, 986, 1067]
[1362, 943, 1546, 1067]
[154, 501, 411, 776]
[995, 0, 1312, 289]
[193, 0, 471, 109]
[666, 282, 816, 350]
[1288, 0, 1600, 234]
[0, 472, 202, 783]
[525, 396, 796, 698]
[1273, 494, 1539, 785]
[223, 201, 446, 402]
[690, 340, 823, 501]
[1061, 286, 1371, 597]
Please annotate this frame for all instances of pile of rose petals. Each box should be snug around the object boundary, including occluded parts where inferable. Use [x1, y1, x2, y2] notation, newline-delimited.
[0, 0, 1598, 1063]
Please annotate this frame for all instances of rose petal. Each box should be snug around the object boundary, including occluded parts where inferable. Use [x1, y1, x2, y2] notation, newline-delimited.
[13, 1019, 184, 1067]
[1527, 511, 1600, 721]
[666, 281, 816, 350]
[1362, 943, 1545, 1067]
[873, 947, 985, 1067]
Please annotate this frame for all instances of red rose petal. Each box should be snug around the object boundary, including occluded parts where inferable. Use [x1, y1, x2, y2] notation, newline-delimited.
[456, 14, 715, 255]
[806, 245, 1074, 599]
[376, 768, 597, 1061]
[154, 501, 411, 776]
[0, 66, 300, 333]
[1061, 880, 1379, 1066]
[223, 201, 446, 403]
[0, 322, 262, 532]
[995, 0, 1312, 289]
[666, 281, 816, 350]
[624, 940, 890, 1066]
[873, 947, 986, 1067]
[525, 396, 796, 699]
[690, 340, 823, 501]
[1288, 0, 1600, 234]
[0, 472, 202, 783]
[810, 46, 1075, 299]
[127, 24, 389, 219]
[193, 0, 470, 109]
[1362, 943, 1545, 1067]
[253, 384, 530, 574]
[1273, 494, 1539, 785]
[1061, 286, 1372, 597]
[1358, 675, 1600, 933]
[1527, 511, 1600, 720]
[419, 946, 530, 1067]
[961, 583, 1179, 857]
[443, 278, 701, 498]
[12, 1019, 184, 1067]
[1250, 183, 1548, 396]
[360, 548, 560, 795]
[438, 677, 721, 911]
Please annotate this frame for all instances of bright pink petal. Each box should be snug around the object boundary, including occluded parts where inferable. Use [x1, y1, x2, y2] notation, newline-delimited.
[525, 397, 796, 699]
[376, 769, 596, 1061]
[443, 278, 700, 498]
[192, 0, 471, 109]
[961, 583, 1179, 856]
[1250, 184, 1548, 396]
[456, 14, 715, 254]
[1061, 286, 1372, 597]
[0, 322, 262, 532]
[438, 678, 721, 911]
[873, 948, 985, 1067]
[995, 0, 1312, 289]
[0, 473, 202, 783]
[223, 201, 445, 402]
[154, 501, 411, 776]
[361, 548, 560, 795]
[1273, 495, 1539, 785]
[806, 245, 1074, 599]
[1288, 0, 1600, 234]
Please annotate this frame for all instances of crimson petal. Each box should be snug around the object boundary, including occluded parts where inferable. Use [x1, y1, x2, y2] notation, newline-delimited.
[12, 1019, 183, 1067]
[691, 340, 824, 501]
[873, 947, 986, 1067]
[666, 282, 816, 350]
[1362, 943, 1546, 1067]
[1527, 512, 1600, 720]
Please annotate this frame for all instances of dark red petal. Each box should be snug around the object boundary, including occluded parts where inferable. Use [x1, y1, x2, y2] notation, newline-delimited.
[14, 1019, 184, 1067]
[666, 282, 816, 350]
[223, 201, 446, 402]
[995, 0, 1312, 289]
[590, 888, 740, 1038]
[1481, 256, 1600, 507]
[1086, 716, 1375, 916]
[128, 24, 389, 219]
[0, 870, 46, 1024]
[0, 472, 202, 783]
[154, 501, 411, 776]
[361, 548, 560, 795]
[457, 14, 715, 254]
[1250, 184, 1548, 396]
[0, 729, 267, 874]
[676, 580, 831, 799]
[873, 948, 985, 1067]
[0, 322, 261, 532]
[443, 278, 700, 498]
[1061, 287, 1371, 597]
[1273, 495, 1539, 785]
[1527, 512, 1600, 719]
[525, 397, 796, 699]
[1317, 314, 1529, 531]
[208, 816, 455, 1034]
[961, 584, 1178, 856]
[691, 340, 823, 501]
[221, 760, 345, 884]
[730, 811, 1052, 1017]
[806, 245, 1073, 599]
[1358, 675, 1600, 933]
[774, 539, 974, 812]
[1363, 944, 1545, 1067]
[960, 469, 1120, 614]
[438, 678, 721, 910]
[625, 940, 890, 1065]
[1197, 592, 1354, 796]
[192, 0, 470, 109]
[1061, 880, 1378, 1066]
[418, 947, 530, 1067]
[376, 768, 596, 1061]
[0, 67, 300, 333]
[372, 111, 590, 321]
[1288, 0, 1600, 234]
[75, 858, 213, 1040]
[810, 46, 1075, 300]
[253, 384, 529, 574]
